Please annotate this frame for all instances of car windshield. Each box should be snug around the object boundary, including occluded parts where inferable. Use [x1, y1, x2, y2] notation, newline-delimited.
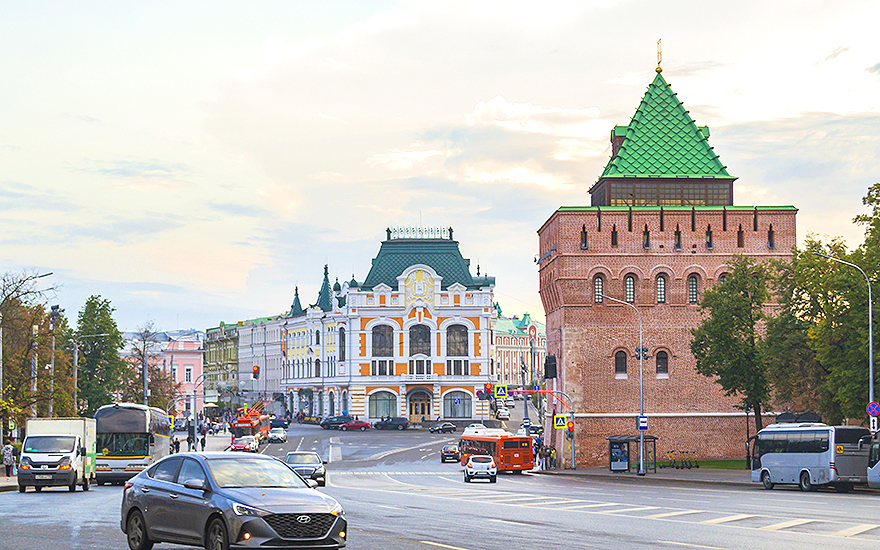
[232, 438, 250, 445]
[24, 435, 77, 453]
[270, 428, 284, 434]
[207, 458, 308, 488]
[443, 446, 457, 451]
[286, 453, 321, 465]
[471, 456, 493, 464]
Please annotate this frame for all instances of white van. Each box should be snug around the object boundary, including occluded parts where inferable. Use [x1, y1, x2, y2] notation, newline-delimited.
[17, 418, 96, 493]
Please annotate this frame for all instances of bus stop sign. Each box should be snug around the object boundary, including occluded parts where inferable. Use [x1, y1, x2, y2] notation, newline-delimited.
[638, 416, 649, 431]
[522, 418, 531, 430]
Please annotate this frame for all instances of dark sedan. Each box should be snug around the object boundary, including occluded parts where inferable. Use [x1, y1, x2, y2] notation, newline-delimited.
[440, 445, 461, 463]
[373, 417, 409, 430]
[121, 452, 345, 550]
[284, 452, 328, 487]
[429, 422, 457, 434]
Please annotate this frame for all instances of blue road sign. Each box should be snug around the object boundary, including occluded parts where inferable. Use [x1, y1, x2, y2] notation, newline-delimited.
[303, 400, 309, 407]
[868, 402, 880, 417]
[534, 384, 540, 391]
[494, 385, 509, 399]
[454, 397, 461, 405]
[638, 416, 649, 431]
[522, 418, 531, 429]
[554, 415, 567, 429]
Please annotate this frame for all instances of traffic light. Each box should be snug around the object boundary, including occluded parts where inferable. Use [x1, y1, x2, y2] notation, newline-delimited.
[544, 355, 557, 379]
[253, 365, 260, 380]
[566, 420, 574, 439]
[484, 382, 493, 397]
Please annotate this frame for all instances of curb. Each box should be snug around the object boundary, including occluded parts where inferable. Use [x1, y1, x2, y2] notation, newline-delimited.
[531, 469, 754, 488]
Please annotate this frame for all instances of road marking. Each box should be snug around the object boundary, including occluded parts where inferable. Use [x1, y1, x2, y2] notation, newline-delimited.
[555, 502, 622, 510]
[700, 514, 754, 525]
[645, 510, 704, 519]
[831, 524, 879, 537]
[488, 518, 531, 526]
[420, 542, 469, 550]
[603, 506, 660, 514]
[658, 541, 725, 550]
[518, 499, 583, 507]
[760, 519, 814, 531]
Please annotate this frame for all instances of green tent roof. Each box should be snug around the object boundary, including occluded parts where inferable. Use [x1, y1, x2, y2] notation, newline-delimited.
[316, 265, 332, 312]
[289, 287, 304, 317]
[600, 72, 734, 180]
[361, 238, 487, 290]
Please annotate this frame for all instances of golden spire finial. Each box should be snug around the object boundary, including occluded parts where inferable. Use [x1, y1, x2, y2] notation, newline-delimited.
[656, 39, 662, 73]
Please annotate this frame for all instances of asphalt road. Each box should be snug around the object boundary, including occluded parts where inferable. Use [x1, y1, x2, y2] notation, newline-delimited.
[3, 422, 880, 550]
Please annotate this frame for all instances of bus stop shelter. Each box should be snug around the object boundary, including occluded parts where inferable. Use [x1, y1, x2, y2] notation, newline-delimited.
[606, 435, 658, 473]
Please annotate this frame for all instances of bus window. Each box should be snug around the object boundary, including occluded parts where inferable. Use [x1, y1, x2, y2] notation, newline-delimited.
[870, 443, 880, 468]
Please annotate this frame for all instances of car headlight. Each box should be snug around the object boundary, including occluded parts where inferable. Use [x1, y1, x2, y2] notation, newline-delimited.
[231, 502, 271, 517]
[330, 502, 344, 517]
[314, 466, 325, 475]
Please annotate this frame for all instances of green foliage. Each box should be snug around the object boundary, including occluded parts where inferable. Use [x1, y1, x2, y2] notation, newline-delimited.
[691, 256, 771, 431]
[75, 296, 126, 416]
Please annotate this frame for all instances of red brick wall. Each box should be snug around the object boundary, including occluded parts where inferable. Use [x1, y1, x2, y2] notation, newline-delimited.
[538, 206, 796, 466]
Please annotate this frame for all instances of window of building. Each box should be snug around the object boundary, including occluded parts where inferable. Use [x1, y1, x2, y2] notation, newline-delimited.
[625, 275, 635, 303]
[674, 225, 682, 250]
[371, 359, 393, 376]
[706, 225, 713, 249]
[315, 330, 320, 345]
[656, 351, 669, 376]
[185, 366, 192, 383]
[368, 391, 397, 418]
[737, 225, 744, 248]
[580, 224, 588, 250]
[408, 359, 429, 375]
[446, 359, 469, 376]
[443, 391, 472, 418]
[339, 328, 345, 361]
[314, 359, 321, 378]
[768, 224, 775, 249]
[594, 275, 604, 304]
[372, 325, 393, 357]
[615, 350, 627, 376]
[719, 273, 728, 284]
[410, 325, 431, 356]
[656, 275, 666, 304]
[611, 225, 618, 247]
[642, 224, 650, 249]
[688, 275, 699, 304]
[447, 325, 468, 356]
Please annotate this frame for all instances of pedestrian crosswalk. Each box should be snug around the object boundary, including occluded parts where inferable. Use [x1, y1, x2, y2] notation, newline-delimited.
[330, 472, 880, 541]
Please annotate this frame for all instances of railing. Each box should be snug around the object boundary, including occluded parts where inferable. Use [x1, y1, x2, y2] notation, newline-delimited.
[402, 373, 435, 381]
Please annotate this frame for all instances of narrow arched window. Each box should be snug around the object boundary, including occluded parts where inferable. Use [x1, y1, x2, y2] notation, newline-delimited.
[447, 325, 468, 356]
[611, 224, 618, 247]
[642, 224, 650, 249]
[338, 328, 345, 361]
[688, 275, 699, 304]
[594, 275, 604, 304]
[706, 225, 713, 250]
[768, 224, 775, 249]
[656, 351, 669, 375]
[315, 329, 320, 345]
[625, 275, 635, 303]
[615, 350, 627, 375]
[372, 325, 393, 357]
[580, 224, 588, 250]
[656, 275, 666, 304]
[737, 224, 744, 248]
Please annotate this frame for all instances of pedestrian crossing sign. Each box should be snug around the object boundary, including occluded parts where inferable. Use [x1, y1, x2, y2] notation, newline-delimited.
[554, 415, 567, 429]
[494, 385, 508, 399]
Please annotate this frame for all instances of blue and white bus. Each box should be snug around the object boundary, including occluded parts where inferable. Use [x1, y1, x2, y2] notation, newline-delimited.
[749, 423, 870, 492]
[94, 403, 172, 485]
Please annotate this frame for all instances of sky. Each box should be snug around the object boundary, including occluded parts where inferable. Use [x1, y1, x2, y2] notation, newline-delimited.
[2, 0, 879, 332]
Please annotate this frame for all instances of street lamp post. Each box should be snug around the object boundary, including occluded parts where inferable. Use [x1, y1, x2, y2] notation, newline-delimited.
[48, 305, 59, 417]
[814, 252, 874, 404]
[603, 294, 647, 476]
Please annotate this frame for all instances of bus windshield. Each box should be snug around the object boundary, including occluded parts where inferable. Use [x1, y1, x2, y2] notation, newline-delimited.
[98, 433, 149, 456]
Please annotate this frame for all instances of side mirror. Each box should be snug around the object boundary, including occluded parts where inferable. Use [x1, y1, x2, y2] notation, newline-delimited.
[322, 460, 328, 465]
[306, 479, 318, 489]
[183, 479, 207, 491]
[80, 447, 87, 457]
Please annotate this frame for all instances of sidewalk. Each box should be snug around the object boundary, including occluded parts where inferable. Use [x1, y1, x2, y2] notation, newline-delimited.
[0, 432, 232, 493]
[533, 465, 753, 487]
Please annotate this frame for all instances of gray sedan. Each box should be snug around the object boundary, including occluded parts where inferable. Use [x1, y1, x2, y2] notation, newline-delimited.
[121, 452, 346, 550]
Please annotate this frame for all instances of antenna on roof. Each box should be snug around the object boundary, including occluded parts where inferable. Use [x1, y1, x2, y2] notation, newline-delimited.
[656, 39, 662, 73]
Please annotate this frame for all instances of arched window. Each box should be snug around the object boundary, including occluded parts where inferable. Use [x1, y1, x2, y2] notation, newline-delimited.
[315, 329, 320, 345]
[314, 359, 321, 378]
[615, 350, 627, 375]
[594, 275, 604, 304]
[443, 391, 472, 419]
[625, 275, 635, 303]
[409, 324, 431, 356]
[656, 275, 666, 304]
[447, 325, 468, 356]
[719, 273, 728, 284]
[688, 275, 699, 304]
[368, 391, 397, 418]
[372, 325, 393, 357]
[656, 351, 669, 375]
[338, 328, 345, 361]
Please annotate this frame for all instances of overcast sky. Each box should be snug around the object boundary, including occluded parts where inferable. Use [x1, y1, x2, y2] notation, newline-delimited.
[2, 1, 878, 332]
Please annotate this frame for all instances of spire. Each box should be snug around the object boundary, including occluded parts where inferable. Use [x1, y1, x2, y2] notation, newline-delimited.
[289, 287, 304, 317]
[316, 264, 333, 311]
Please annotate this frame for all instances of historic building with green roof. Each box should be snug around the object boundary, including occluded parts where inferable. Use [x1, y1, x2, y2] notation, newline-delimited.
[538, 66, 798, 466]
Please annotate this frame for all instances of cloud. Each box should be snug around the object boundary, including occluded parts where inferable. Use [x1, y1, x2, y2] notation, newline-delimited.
[207, 202, 273, 218]
[366, 149, 448, 171]
[73, 159, 193, 188]
[815, 46, 850, 65]
[63, 213, 187, 244]
[867, 62, 880, 75]
[0, 181, 79, 212]
[466, 96, 602, 138]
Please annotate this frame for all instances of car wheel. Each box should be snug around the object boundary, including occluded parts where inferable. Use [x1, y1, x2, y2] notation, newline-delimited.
[69, 477, 77, 492]
[83, 475, 90, 492]
[126, 510, 154, 550]
[340, 426, 347, 431]
[360, 426, 366, 431]
[799, 472, 814, 492]
[464, 474, 470, 483]
[761, 471, 774, 490]
[490, 476, 497, 483]
[34, 486, 42, 492]
[205, 517, 229, 550]
[397, 424, 404, 431]
[18, 485, 25, 493]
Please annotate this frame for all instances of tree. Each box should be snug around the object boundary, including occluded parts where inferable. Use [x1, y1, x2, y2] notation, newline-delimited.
[75, 296, 127, 416]
[691, 256, 772, 431]
[119, 322, 182, 411]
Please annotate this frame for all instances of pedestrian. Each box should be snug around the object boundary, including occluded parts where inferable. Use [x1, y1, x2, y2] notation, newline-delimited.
[171, 437, 178, 454]
[200, 434, 206, 452]
[174, 438, 181, 454]
[550, 447, 557, 469]
[2, 439, 15, 478]
[186, 433, 193, 451]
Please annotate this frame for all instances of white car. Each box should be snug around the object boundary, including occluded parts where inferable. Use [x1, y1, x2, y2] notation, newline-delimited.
[464, 455, 497, 483]
[504, 397, 515, 408]
[268, 427, 287, 443]
[496, 408, 510, 420]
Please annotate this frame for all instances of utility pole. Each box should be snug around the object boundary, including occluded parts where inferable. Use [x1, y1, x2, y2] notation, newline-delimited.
[48, 305, 59, 417]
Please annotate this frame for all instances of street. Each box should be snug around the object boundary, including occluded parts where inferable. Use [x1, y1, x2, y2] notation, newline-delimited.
[3, 422, 880, 549]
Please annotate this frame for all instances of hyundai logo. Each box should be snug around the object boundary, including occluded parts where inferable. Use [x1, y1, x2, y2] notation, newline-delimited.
[297, 515, 311, 524]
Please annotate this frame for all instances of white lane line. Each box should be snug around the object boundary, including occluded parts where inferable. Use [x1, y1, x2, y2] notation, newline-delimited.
[602, 506, 660, 514]
[831, 524, 879, 537]
[555, 502, 623, 510]
[760, 518, 814, 531]
[519, 499, 585, 507]
[488, 518, 531, 526]
[419, 542, 470, 550]
[646, 510, 704, 520]
[658, 541, 725, 550]
[700, 514, 754, 525]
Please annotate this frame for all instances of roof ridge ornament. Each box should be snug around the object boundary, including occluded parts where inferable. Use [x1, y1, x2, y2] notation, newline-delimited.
[656, 38, 662, 73]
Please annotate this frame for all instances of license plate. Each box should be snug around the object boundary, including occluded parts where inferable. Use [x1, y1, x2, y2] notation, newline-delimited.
[35, 475, 52, 480]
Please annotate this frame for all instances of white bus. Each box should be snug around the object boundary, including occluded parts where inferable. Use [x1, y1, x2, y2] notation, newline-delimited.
[94, 403, 172, 485]
[749, 423, 870, 492]
[869, 435, 880, 489]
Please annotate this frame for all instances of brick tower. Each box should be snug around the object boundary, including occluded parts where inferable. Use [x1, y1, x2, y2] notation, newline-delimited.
[537, 67, 797, 466]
